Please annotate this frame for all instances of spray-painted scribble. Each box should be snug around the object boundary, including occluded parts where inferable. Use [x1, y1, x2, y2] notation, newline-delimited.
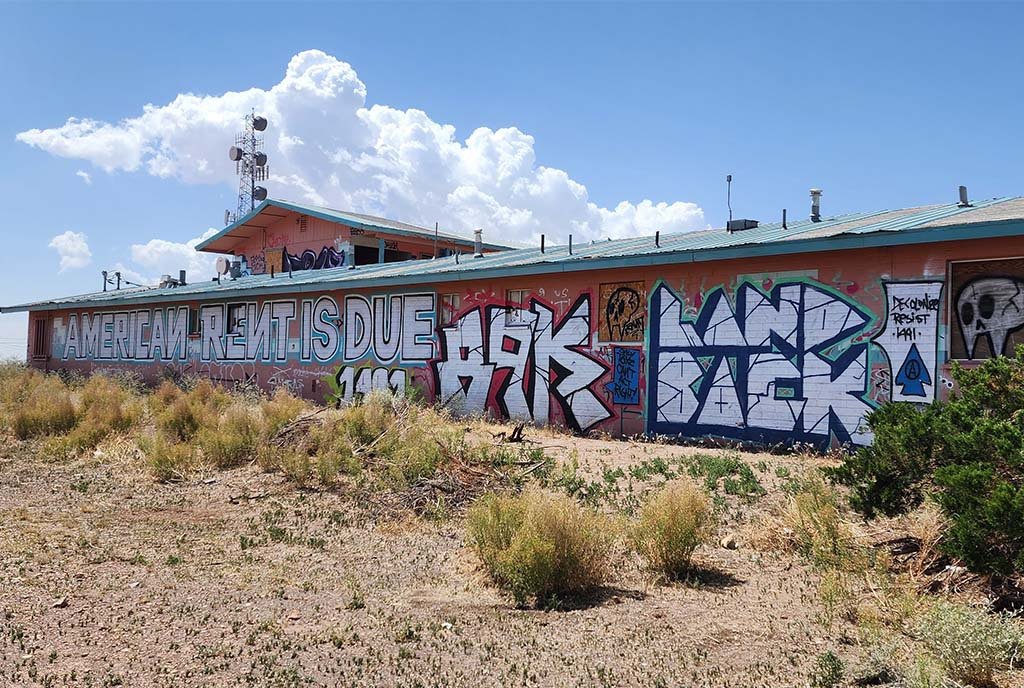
[607, 346, 641, 405]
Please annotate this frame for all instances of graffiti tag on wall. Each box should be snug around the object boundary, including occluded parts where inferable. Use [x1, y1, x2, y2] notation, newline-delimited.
[648, 281, 876, 446]
[950, 258, 1024, 360]
[598, 282, 645, 342]
[432, 295, 612, 432]
[872, 281, 943, 401]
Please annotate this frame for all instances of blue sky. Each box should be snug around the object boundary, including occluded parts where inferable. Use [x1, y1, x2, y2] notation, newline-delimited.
[2, 1, 1023, 357]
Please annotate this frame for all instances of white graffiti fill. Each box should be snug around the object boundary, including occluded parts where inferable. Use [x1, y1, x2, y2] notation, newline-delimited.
[649, 282, 874, 445]
[433, 296, 612, 432]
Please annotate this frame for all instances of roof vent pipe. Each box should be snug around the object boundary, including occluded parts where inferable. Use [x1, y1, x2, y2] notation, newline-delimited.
[810, 188, 823, 223]
[958, 185, 971, 208]
[179, 270, 187, 287]
[473, 229, 483, 258]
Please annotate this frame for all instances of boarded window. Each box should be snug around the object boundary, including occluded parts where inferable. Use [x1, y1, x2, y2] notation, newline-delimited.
[31, 318, 49, 359]
[949, 258, 1024, 360]
[505, 289, 529, 327]
[188, 308, 201, 336]
[598, 281, 646, 342]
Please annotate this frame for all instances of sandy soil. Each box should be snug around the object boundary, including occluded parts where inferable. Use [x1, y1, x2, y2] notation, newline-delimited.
[0, 429, 858, 687]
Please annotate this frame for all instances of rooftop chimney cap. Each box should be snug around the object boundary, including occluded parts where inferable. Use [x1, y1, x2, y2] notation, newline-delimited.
[473, 228, 484, 258]
[958, 185, 971, 208]
[810, 188, 823, 222]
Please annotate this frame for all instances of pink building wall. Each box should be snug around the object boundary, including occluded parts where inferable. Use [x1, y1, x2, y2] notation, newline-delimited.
[28, 234, 1024, 446]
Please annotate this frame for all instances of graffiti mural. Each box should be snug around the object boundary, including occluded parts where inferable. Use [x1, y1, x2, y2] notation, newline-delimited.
[283, 245, 345, 271]
[648, 281, 876, 446]
[62, 308, 189, 362]
[432, 295, 612, 432]
[956, 277, 1024, 359]
[332, 366, 407, 404]
[950, 258, 1024, 360]
[341, 293, 435, 364]
[606, 346, 641, 405]
[599, 282, 645, 342]
[871, 281, 943, 401]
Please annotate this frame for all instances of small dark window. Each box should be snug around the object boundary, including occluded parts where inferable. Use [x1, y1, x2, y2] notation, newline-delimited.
[188, 308, 201, 336]
[227, 304, 246, 335]
[505, 289, 529, 327]
[439, 293, 461, 326]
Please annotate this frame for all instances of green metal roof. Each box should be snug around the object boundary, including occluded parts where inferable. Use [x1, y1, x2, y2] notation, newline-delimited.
[194, 198, 517, 253]
[6, 196, 1024, 313]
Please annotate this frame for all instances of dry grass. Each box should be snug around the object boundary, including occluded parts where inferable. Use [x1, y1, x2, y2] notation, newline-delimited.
[631, 478, 715, 579]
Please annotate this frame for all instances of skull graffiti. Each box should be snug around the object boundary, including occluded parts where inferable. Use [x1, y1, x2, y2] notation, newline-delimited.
[605, 286, 644, 341]
[956, 276, 1024, 359]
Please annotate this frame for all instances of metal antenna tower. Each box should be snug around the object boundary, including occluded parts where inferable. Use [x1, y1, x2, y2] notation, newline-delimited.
[225, 111, 269, 224]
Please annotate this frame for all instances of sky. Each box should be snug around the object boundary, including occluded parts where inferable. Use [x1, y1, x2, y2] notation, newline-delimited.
[2, 1, 1023, 359]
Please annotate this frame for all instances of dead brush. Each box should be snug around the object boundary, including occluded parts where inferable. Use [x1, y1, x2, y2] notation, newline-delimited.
[9, 374, 76, 440]
[46, 375, 142, 457]
[748, 470, 868, 571]
[631, 478, 716, 580]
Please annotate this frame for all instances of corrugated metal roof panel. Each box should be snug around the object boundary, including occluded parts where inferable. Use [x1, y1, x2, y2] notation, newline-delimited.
[6, 196, 1024, 313]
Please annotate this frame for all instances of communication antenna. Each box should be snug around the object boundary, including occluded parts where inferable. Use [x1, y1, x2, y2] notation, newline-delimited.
[225, 111, 270, 223]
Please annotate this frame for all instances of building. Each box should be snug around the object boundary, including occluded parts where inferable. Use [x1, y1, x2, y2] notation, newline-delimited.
[6, 192, 1024, 447]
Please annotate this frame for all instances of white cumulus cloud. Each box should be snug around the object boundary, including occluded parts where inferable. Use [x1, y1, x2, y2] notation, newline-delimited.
[48, 231, 92, 272]
[75, 169, 92, 185]
[127, 228, 222, 284]
[17, 50, 705, 243]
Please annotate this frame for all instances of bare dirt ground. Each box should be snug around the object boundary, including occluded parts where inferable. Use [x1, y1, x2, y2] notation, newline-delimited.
[0, 429, 880, 687]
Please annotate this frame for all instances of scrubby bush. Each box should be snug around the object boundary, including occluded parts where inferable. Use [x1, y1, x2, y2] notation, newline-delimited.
[916, 601, 1023, 686]
[830, 348, 1024, 575]
[73, 376, 139, 443]
[467, 490, 615, 607]
[141, 434, 193, 482]
[197, 405, 258, 468]
[10, 375, 77, 439]
[631, 479, 715, 578]
[260, 388, 309, 437]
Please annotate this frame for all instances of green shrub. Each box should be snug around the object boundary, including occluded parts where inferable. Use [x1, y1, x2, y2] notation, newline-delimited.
[467, 490, 615, 607]
[809, 651, 844, 688]
[916, 601, 1022, 686]
[830, 347, 1024, 575]
[157, 396, 201, 441]
[631, 479, 715, 579]
[827, 401, 937, 518]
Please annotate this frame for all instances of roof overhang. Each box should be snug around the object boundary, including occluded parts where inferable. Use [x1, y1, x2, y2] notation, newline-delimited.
[7, 218, 1024, 314]
[195, 199, 512, 254]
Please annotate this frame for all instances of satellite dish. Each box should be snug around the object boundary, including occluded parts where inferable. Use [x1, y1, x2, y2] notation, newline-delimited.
[228, 146, 243, 162]
[215, 256, 230, 275]
[254, 152, 267, 167]
[252, 116, 268, 131]
[253, 186, 268, 201]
